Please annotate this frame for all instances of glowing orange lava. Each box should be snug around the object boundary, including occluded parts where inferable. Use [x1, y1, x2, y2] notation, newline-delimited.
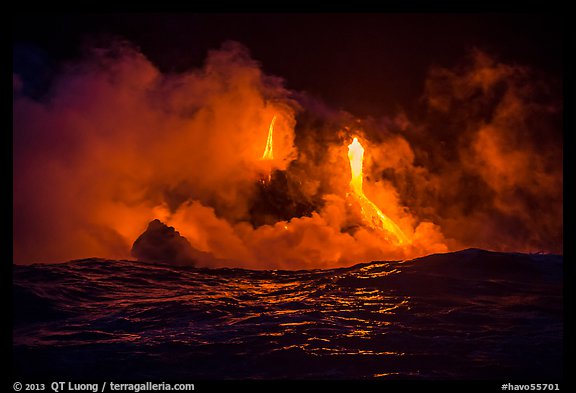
[261, 116, 276, 160]
[348, 137, 409, 245]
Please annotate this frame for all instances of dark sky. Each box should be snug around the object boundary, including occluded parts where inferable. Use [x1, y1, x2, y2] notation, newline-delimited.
[12, 13, 562, 117]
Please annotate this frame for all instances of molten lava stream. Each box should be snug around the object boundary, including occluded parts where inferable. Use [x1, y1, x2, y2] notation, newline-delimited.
[261, 115, 276, 160]
[347, 137, 409, 245]
[259, 115, 276, 184]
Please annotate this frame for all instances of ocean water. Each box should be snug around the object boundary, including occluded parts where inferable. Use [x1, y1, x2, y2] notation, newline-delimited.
[13, 249, 563, 380]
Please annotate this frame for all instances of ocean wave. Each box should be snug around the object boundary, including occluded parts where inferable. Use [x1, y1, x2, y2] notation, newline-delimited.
[13, 248, 562, 379]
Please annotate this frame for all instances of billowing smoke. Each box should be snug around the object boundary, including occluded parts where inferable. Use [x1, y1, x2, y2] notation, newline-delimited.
[13, 41, 562, 268]
[416, 50, 563, 253]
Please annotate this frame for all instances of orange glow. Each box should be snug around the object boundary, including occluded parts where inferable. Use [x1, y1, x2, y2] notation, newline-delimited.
[261, 116, 276, 160]
[347, 137, 409, 245]
[348, 137, 364, 195]
[12, 42, 560, 268]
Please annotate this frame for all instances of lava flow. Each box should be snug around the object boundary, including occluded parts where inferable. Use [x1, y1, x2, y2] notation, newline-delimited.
[259, 115, 277, 184]
[348, 137, 409, 245]
[261, 116, 276, 160]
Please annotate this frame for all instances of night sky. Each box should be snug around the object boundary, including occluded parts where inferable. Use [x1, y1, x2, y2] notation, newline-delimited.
[12, 13, 562, 116]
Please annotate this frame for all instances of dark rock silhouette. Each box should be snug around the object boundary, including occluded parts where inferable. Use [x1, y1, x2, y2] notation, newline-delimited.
[131, 219, 197, 266]
[249, 169, 317, 227]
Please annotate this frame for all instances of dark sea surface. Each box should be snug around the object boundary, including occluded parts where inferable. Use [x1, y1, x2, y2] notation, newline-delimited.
[13, 249, 563, 380]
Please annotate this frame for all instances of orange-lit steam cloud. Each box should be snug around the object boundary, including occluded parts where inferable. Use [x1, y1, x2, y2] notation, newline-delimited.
[419, 50, 563, 253]
[13, 42, 562, 268]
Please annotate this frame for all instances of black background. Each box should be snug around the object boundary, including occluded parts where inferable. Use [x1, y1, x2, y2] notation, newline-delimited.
[12, 13, 563, 116]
